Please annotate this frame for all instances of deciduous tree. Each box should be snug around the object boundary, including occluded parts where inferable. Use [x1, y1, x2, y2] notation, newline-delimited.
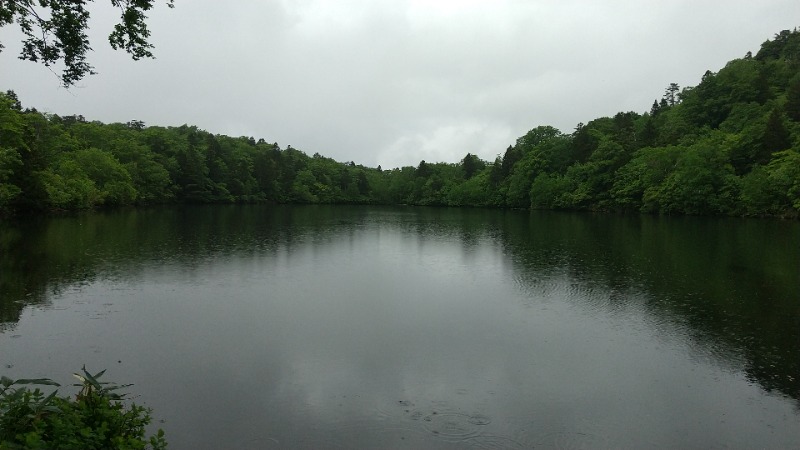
[0, 0, 174, 86]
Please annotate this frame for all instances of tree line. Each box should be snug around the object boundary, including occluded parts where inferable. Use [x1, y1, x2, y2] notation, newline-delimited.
[1, 28, 799, 217]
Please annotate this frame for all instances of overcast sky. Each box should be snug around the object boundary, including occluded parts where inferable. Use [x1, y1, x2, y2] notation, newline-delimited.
[1, 0, 798, 169]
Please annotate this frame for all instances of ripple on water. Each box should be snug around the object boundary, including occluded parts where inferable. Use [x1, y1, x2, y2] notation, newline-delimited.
[421, 412, 484, 441]
[466, 413, 492, 426]
[467, 433, 531, 449]
[408, 410, 426, 420]
[534, 431, 612, 449]
[397, 402, 529, 448]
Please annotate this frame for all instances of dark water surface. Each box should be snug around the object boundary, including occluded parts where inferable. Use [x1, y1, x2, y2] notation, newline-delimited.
[1, 205, 798, 449]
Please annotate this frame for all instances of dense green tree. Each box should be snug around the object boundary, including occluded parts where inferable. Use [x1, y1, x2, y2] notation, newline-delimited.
[0, 93, 25, 209]
[716, 59, 773, 106]
[415, 160, 432, 178]
[755, 29, 800, 62]
[680, 70, 731, 129]
[498, 126, 566, 208]
[765, 149, 800, 212]
[570, 119, 615, 163]
[530, 172, 573, 209]
[213, 136, 261, 201]
[40, 155, 99, 209]
[786, 79, 800, 122]
[291, 169, 319, 203]
[205, 134, 229, 190]
[174, 129, 214, 202]
[500, 145, 521, 178]
[570, 123, 593, 163]
[515, 125, 562, 151]
[640, 116, 658, 148]
[739, 165, 779, 215]
[252, 142, 281, 201]
[663, 83, 681, 106]
[612, 111, 639, 151]
[11, 108, 81, 209]
[505, 151, 545, 208]
[652, 104, 699, 147]
[356, 170, 370, 196]
[461, 153, 483, 179]
[446, 171, 491, 206]
[0, 148, 21, 209]
[72, 147, 137, 206]
[3, 90, 21, 111]
[650, 100, 662, 117]
[761, 107, 792, 160]
[648, 134, 739, 215]
[488, 156, 503, 187]
[109, 137, 172, 203]
[610, 146, 682, 211]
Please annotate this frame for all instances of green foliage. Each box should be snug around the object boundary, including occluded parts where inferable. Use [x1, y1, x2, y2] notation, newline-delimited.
[446, 171, 491, 206]
[0, 0, 174, 87]
[460, 153, 484, 180]
[610, 146, 682, 211]
[530, 172, 573, 209]
[739, 165, 779, 215]
[765, 149, 800, 212]
[0, 368, 167, 450]
[0, 148, 22, 209]
[786, 79, 800, 122]
[505, 151, 546, 208]
[755, 28, 800, 62]
[761, 107, 792, 157]
[72, 148, 137, 206]
[655, 138, 739, 215]
[40, 159, 100, 209]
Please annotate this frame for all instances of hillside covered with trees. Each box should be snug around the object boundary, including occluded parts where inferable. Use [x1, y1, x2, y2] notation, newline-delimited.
[1, 29, 799, 217]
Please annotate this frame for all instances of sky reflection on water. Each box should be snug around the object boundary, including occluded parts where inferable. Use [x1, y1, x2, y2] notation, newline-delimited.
[1, 206, 798, 449]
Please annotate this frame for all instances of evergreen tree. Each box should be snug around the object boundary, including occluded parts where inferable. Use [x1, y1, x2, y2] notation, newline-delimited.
[640, 117, 658, 148]
[415, 160, 432, 178]
[650, 100, 661, 117]
[500, 145, 521, 178]
[760, 107, 791, 162]
[664, 83, 681, 106]
[461, 153, 483, 179]
[785, 79, 800, 122]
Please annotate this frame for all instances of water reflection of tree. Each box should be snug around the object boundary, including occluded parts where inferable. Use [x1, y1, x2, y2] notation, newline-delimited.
[1, 206, 798, 407]
[496, 211, 799, 407]
[0, 205, 361, 325]
[1, 220, 60, 326]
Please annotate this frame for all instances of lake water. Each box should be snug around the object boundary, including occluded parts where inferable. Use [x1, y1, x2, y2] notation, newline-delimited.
[1, 205, 798, 449]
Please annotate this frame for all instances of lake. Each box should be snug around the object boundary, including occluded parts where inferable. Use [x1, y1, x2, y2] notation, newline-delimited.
[1, 205, 798, 449]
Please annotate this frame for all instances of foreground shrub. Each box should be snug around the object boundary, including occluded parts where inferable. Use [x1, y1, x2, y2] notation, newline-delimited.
[0, 367, 166, 450]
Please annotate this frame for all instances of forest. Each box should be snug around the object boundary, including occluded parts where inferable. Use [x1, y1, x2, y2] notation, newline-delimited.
[1, 29, 799, 218]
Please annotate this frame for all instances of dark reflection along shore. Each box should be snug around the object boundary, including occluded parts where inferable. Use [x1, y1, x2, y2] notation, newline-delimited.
[0, 205, 367, 325]
[500, 211, 800, 405]
[1, 205, 798, 405]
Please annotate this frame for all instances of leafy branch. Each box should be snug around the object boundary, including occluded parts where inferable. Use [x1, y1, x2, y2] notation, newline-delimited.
[0, 0, 174, 87]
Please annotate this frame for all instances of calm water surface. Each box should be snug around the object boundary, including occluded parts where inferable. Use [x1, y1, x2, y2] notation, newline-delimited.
[1, 205, 798, 449]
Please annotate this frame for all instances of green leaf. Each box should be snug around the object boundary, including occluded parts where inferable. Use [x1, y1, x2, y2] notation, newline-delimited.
[11, 378, 61, 387]
[32, 390, 61, 414]
[76, 366, 104, 391]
